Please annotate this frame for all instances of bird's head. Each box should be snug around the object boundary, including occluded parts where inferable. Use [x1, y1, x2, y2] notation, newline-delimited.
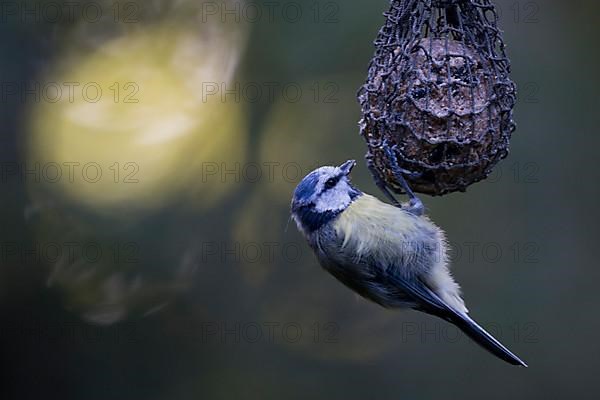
[291, 160, 362, 234]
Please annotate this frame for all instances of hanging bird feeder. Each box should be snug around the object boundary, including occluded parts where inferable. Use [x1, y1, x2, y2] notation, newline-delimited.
[359, 0, 516, 196]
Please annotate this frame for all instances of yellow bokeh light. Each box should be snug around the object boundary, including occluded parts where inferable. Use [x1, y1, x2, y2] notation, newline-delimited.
[26, 24, 247, 215]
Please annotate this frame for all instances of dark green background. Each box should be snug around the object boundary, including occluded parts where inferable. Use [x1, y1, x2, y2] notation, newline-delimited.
[1, 1, 599, 399]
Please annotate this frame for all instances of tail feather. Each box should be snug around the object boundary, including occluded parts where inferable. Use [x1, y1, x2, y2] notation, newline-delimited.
[445, 310, 528, 367]
[386, 273, 527, 367]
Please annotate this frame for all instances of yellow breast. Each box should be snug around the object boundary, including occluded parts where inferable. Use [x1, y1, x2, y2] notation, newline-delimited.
[332, 194, 440, 268]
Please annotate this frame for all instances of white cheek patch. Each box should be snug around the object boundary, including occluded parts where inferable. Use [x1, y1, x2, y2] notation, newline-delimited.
[314, 180, 352, 213]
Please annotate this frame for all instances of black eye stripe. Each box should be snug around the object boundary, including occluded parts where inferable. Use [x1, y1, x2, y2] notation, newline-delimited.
[322, 175, 341, 192]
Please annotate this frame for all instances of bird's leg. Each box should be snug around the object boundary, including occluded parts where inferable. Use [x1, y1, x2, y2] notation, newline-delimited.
[383, 146, 424, 216]
[366, 154, 401, 207]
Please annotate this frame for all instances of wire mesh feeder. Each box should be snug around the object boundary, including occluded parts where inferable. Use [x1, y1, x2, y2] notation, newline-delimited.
[358, 0, 516, 196]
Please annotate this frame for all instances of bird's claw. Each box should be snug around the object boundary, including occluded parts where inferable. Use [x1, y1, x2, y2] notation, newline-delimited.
[381, 144, 424, 217]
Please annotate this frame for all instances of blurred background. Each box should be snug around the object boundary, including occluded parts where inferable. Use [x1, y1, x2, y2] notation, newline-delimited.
[1, 0, 599, 399]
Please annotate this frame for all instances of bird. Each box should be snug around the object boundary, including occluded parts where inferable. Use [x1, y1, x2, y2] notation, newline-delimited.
[290, 156, 527, 367]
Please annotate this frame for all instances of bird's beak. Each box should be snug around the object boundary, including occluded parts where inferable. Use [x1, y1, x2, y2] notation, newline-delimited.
[339, 160, 356, 176]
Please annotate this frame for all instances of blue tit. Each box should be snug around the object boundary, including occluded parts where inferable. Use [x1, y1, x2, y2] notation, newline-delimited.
[291, 159, 527, 367]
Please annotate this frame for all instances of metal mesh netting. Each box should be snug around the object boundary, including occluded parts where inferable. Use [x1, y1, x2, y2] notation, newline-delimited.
[358, 0, 516, 196]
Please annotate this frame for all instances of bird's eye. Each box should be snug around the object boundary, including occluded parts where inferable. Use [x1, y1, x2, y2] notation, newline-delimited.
[325, 177, 338, 189]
